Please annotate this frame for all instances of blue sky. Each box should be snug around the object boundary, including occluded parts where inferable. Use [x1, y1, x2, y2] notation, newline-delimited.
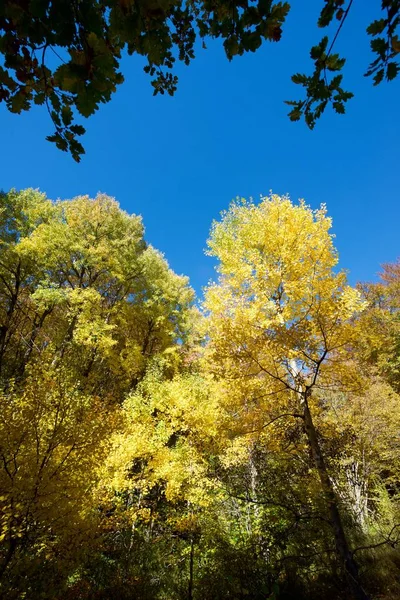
[1, 1, 399, 295]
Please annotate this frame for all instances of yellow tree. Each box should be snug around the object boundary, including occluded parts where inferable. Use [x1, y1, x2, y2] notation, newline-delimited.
[0, 363, 112, 597]
[203, 194, 369, 599]
[320, 380, 400, 527]
[357, 259, 400, 393]
[0, 189, 56, 378]
[98, 366, 224, 599]
[0, 189, 196, 597]
[0, 190, 194, 398]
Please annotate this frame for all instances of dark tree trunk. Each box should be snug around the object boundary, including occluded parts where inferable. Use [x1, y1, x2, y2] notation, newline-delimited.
[0, 536, 17, 580]
[188, 535, 195, 600]
[0, 324, 8, 375]
[302, 396, 370, 600]
[0, 266, 21, 375]
[18, 307, 53, 378]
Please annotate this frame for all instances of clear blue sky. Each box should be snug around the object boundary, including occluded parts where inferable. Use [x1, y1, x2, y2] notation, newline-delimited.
[1, 1, 399, 295]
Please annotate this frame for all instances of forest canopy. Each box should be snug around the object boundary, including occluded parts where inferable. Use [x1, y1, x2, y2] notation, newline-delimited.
[1, 1, 399, 160]
[0, 188, 399, 600]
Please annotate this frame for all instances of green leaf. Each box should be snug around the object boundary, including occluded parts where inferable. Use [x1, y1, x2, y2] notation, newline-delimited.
[373, 68, 385, 86]
[366, 19, 387, 36]
[70, 124, 85, 136]
[288, 106, 302, 121]
[310, 36, 328, 60]
[291, 73, 308, 85]
[0, 66, 17, 90]
[330, 74, 343, 88]
[224, 37, 240, 59]
[242, 32, 262, 53]
[325, 54, 345, 71]
[9, 90, 30, 113]
[386, 62, 399, 81]
[270, 2, 290, 22]
[51, 110, 61, 127]
[61, 105, 73, 126]
[371, 37, 387, 57]
[46, 132, 68, 152]
[50, 92, 61, 112]
[54, 64, 81, 94]
[75, 90, 99, 118]
[33, 92, 46, 105]
[333, 101, 345, 114]
[69, 138, 85, 163]
[318, 4, 335, 28]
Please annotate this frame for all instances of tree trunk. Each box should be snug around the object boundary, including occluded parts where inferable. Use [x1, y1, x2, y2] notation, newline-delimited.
[51, 313, 78, 367]
[0, 536, 17, 580]
[345, 459, 368, 532]
[302, 396, 370, 600]
[188, 535, 194, 600]
[0, 324, 8, 375]
[18, 307, 53, 378]
[0, 281, 20, 375]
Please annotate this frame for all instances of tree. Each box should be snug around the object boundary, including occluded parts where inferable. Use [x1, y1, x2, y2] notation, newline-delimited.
[0, 363, 111, 598]
[0, 188, 55, 379]
[0, 1, 398, 161]
[1, 188, 400, 599]
[0, 188, 196, 598]
[0, 189, 195, 398]
[203, 194, 370, 599]
[93, 365, 222, 600]
[357, 259, 400, 393]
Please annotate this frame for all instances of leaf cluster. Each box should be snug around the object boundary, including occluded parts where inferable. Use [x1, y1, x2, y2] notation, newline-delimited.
[0, 1, 398, 158]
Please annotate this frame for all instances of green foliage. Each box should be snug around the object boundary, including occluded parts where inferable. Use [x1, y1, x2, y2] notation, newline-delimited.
[366, 1, 400, 85]
[0, 190, 194, 397]
[286, 36, 353, 128]
[0, 1, 398, 159]
[287, 1, 399, 126]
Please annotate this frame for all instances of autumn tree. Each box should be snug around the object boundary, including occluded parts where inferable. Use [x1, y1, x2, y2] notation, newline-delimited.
[0, 189, 194, 398]
[357, 258, 400, 393]
[1, 187, 399, 599]
[0, 363, 112, 599]
[203, 194, 370, 599]
[88, 361, 221, 600]
[0, 188, 195, 598]
[87, 195, 400, 600]
[0, 1, 398, 160]
[0, 188, 55, 378]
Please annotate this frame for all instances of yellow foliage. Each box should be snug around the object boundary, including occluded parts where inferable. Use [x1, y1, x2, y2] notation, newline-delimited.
[203, 194, 366, 434]
[0, 364, 112, 573]
[101, 372, 224, 508]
